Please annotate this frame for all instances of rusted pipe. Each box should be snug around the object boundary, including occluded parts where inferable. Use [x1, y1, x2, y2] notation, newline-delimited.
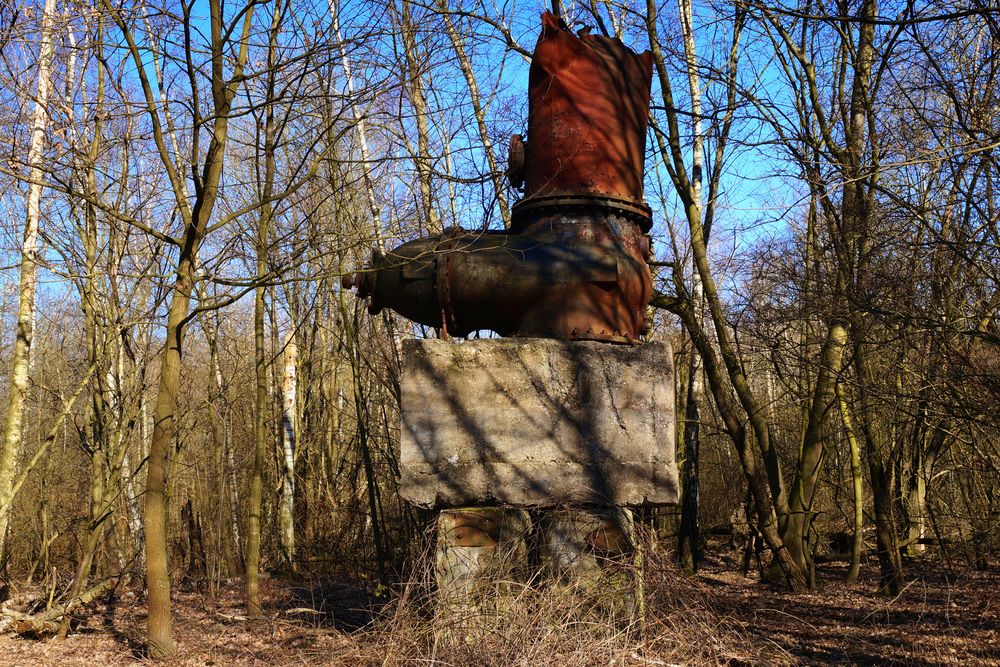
[343, 211, 651, 341]
[342, 13, 656, 343]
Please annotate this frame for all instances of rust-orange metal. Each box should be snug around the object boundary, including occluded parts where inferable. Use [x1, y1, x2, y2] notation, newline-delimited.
[343, 13, 656, 344]
[342, 212, 652, 341]
[519, 13, 653, 214]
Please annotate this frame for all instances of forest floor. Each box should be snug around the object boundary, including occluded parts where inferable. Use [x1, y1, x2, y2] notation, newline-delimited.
[0, 553, 997, 666]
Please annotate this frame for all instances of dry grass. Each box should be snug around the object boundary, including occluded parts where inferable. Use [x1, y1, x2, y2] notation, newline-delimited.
[0, 538, 786, 666]
[305, 538, 791, 666]
[9, 541, 995, 665]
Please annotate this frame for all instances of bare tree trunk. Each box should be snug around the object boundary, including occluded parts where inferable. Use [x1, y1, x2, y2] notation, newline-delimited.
[854, 346, 904, 595]
[780, 320, 848, 576]
[244, 107, 270, 621]
[678, 350, 701, 573]
[644, 0, 797, 583]
[675, 0, 704, 572]
[399, 0, 440, 233]
[102, 0, 257, 653]
[647, 0, 710, 575]
[652, 0, 788, 530]
[0, 0, 58, 561]
[278, 335, 297, 571]
[226, 419, 242, 568]
[61, 17, 114, 636]
[247, 0, 283, 615]
[843, 0, 903, 594]
[145, 262, 196, 657]
[905, 419, 942, 556]
[329, 3, 385, 250]
[837, 380, 864, 584]
[123, 325, 148, 561]
[436, 0, 510, 227]
[199, 292, 231, 593]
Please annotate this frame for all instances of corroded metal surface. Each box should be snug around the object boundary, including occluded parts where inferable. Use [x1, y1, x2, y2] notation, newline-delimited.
[516, 12, 653, 226]
[344, 211, 651, 341]
[342, 12, 655, 342]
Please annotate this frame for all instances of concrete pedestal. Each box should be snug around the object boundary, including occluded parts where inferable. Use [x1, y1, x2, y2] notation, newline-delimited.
[540, 507, 641, 628]
[400, 338, 677, 508]
[401, 338, 675, 638]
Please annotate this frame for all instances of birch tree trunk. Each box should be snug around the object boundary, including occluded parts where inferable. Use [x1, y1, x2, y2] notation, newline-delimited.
[278, 336, 297, 571]
[675, 0, 704, 574]
[0, 0, 58, 562]
[329, 4, 385, 250]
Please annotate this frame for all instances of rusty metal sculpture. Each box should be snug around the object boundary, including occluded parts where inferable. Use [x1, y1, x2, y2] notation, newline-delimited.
[342, 12, 655, 343]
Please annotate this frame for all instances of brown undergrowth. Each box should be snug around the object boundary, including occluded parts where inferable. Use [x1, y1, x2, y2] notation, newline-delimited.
[0, 545, 995, 665]
[337, 541, 783, 666]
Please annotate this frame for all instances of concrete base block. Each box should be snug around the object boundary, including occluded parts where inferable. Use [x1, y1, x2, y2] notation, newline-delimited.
[433, 506, 642, 639]
[541, 507, 642, 627]
[542, 507, 634, 584]
[434, 508, 531, 640]
[400, 338, 677, 508]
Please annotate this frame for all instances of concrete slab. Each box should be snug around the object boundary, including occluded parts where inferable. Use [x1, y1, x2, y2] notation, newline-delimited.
[399, 338, 677, 507]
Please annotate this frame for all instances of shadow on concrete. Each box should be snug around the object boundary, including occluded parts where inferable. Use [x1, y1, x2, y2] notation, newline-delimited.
[399, 338, 677, 510]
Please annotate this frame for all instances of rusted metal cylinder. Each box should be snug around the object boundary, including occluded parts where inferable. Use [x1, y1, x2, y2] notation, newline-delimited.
[514, 12, 654, 230]
[342, 12, 657, 343]
[343, 213, 651, 342]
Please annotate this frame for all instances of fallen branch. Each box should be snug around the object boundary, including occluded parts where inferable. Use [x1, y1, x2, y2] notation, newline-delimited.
[10, 615, 62, 635]
[0, 590, 45, 614]
[4, 577, 117, 636]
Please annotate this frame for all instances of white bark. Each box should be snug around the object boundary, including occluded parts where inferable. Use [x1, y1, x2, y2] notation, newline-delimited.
[279, 335, 298, 568]
[0, 0, 59, 560]
[677, 0, 704, 208]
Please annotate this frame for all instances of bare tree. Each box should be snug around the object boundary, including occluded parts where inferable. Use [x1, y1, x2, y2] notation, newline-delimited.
[0, 0, 58, 563]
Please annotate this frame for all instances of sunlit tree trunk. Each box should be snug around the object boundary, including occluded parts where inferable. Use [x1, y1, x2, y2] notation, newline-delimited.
[0, 0, 58, 562]
[247, 0, 284, 615]
[674, 0, 708, 574]
[399, 0, 440, 233]
[278, 335, 297, 570]
[853, 345, 904, 594]
[781, 320, 847, 578]
[59, 16, 124, 637]
[645, 0, 803, 587]
[842, 0, 903, 596]
[103, 0, 257, 654]
[836, 380, 864, 584]
[436, 0, 510, 227]
[329, 3, 384, 249]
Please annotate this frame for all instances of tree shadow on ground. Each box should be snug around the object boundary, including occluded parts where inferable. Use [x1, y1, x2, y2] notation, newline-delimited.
[275, 577, 387, 631]
[704, 560, 999, 666]
[100, 590, 148, 659]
